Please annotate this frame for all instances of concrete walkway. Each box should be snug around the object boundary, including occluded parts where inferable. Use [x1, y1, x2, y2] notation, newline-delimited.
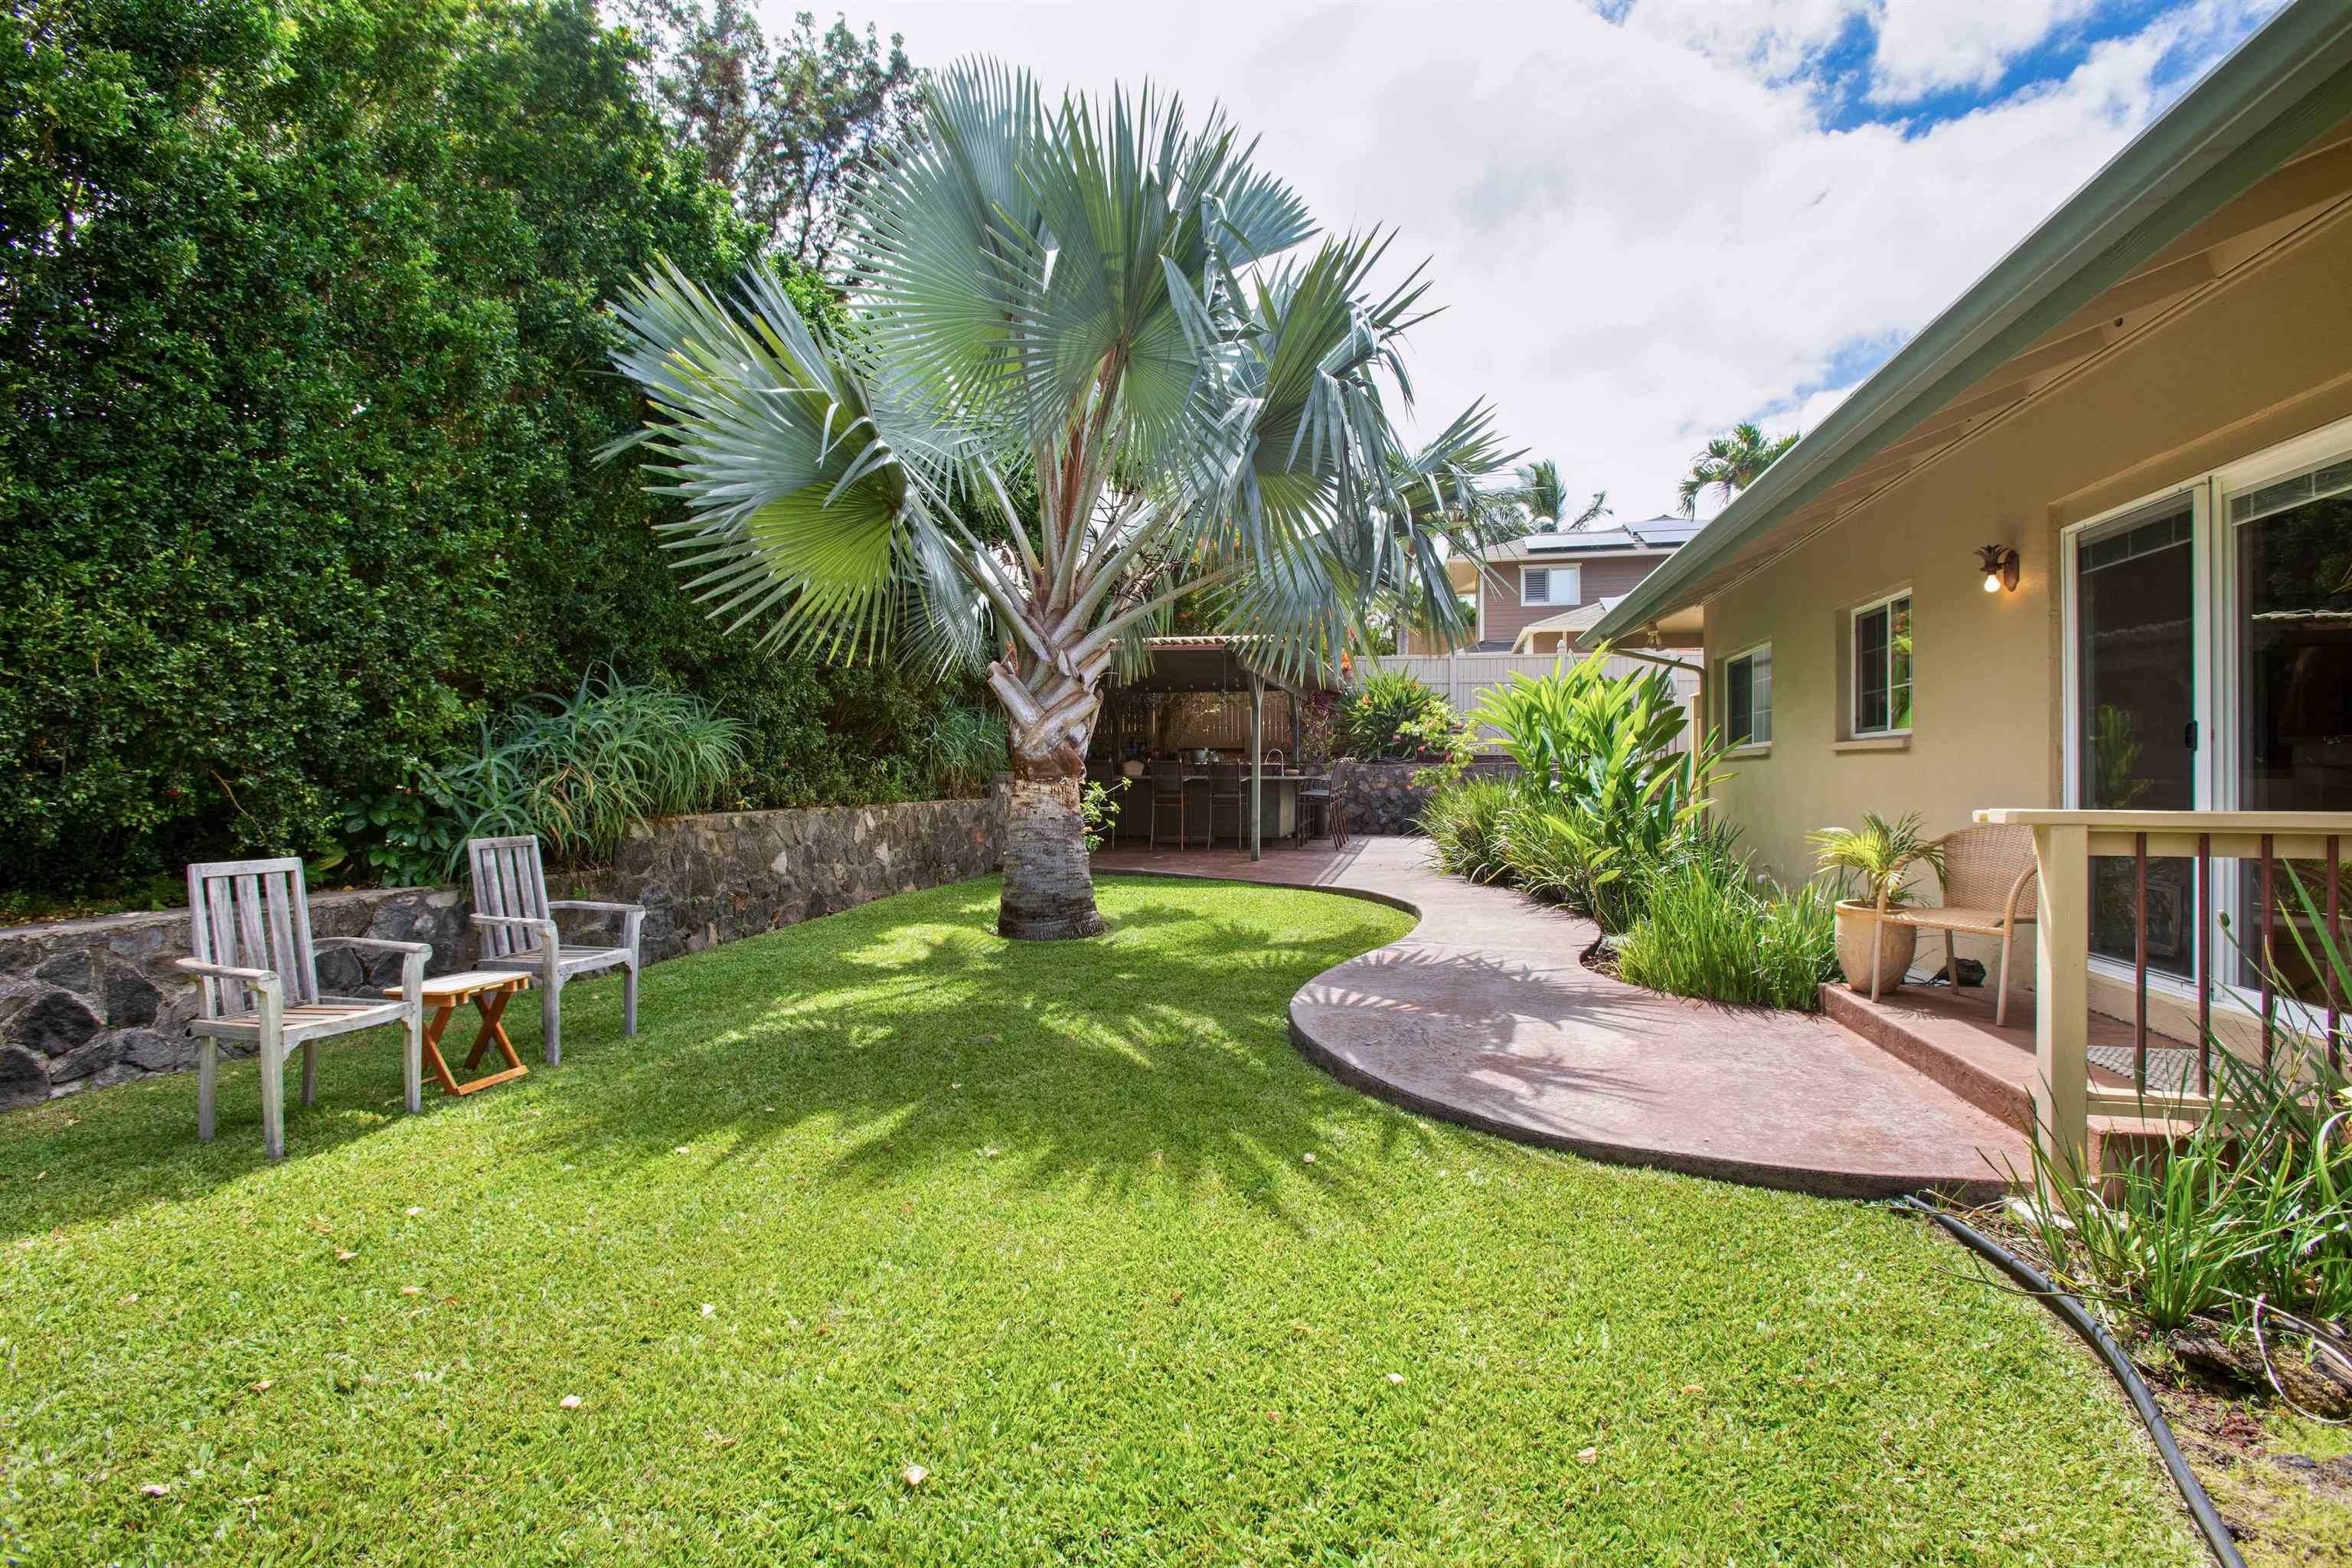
[1092, 837, 2026, 1201]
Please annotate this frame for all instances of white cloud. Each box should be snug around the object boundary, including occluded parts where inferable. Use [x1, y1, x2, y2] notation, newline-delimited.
[1870, 0, 2099, 102]
[831, 0, 2283, 518]
[1618, 0, 1864, 85]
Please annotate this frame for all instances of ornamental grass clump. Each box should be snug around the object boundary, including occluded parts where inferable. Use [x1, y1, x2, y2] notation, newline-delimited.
[1417, 776, 1524, 884]
[433, 669, 746, 872]
[1617, 853, 1841, 1011]
[920, 706, 1010, 798]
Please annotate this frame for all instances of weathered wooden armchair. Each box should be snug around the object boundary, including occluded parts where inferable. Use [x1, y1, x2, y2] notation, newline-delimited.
[1890, 824, 2040, 1026]
[176, 858, 430, 1161]
[466, 835, 645, 1066]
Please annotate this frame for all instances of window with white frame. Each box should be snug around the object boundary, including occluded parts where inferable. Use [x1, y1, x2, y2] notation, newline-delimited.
[1520, 565, 1579, 606]
[1725, 645, 1771, 746]
[1851, 590, 1913, 735]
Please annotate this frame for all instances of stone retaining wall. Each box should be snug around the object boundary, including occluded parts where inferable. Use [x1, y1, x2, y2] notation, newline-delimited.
[572, 797, 1003, 963]
[0, 795, 1002, 1111]
[1333, 758, 1519, 836]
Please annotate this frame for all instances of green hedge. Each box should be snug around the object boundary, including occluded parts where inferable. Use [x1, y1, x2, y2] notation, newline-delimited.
[0, 0, 972, 897]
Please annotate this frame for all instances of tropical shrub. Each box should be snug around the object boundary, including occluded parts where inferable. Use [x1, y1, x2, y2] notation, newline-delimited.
[426, 671, 746, 872]
[1618, 853, 1841, 1010]
[0, 0, 970, 899]
[1502, 737, 1726, 936]
[1466, 645, 1687, 783]
[1400, 709, 1479, 789]
[1424, 651, 1726, 939]
[1342, 671, 1459, 761]
[340, 786, 471, 892]
[1079, 779, 1129, 854]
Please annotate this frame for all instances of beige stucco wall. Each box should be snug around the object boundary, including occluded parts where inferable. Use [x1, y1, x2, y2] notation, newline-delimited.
[1707, 210, 2352, 896]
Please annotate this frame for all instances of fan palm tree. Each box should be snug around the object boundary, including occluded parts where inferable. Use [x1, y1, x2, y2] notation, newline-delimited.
[606, 61, 1514, 939]
[1676, 421, 1798, 517]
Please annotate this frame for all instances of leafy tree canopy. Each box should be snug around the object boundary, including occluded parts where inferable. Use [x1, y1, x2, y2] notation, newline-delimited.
[620, 2, 920, 274]
[0, 0, 964, 898]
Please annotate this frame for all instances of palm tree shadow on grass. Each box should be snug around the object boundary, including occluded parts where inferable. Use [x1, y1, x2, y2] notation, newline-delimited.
[518, 891, 1454, 1228]
[0, 880, 1458, 1240]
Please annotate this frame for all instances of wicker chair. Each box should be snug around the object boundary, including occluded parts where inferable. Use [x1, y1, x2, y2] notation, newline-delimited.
[1890, 824, 2040, 1026]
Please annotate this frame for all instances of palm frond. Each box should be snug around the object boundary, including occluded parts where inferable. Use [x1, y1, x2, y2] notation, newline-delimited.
[607, 256, 953, 665]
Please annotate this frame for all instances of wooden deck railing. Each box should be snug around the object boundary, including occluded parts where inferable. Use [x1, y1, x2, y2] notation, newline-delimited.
[1975, 808, 2352, 1166]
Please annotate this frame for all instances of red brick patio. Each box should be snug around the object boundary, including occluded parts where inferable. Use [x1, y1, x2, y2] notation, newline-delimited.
[1091, 836, 2029, 1201]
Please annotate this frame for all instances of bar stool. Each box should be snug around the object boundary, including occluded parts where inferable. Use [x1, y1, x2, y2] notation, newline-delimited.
[1294, 775, 1331, 849]
[1209, 763, 1253, 850]
[1147, 761, 1187, 851]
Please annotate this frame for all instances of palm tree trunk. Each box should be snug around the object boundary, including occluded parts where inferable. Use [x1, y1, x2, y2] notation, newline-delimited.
[994, 652, 1108, 939]
[998, 747, 1106, 939]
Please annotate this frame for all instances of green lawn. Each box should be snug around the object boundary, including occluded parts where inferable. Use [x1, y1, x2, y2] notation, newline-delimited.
[2, 875, 2198, 1564]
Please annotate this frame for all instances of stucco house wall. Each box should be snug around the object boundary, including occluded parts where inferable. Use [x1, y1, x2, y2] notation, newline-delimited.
[1704, 207, 2352, 891]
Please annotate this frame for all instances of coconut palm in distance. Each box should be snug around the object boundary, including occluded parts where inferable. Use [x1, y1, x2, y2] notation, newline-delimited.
[1676, 421, 1797, 517]
[606, 60, 1514, 939]
[1508, 458, 1608, 537]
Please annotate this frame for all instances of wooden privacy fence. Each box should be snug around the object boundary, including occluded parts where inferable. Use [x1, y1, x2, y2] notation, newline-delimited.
[1361, 652, 1704, 753]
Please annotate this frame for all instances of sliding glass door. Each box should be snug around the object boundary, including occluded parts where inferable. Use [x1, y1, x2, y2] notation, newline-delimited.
[2068, 427, 2352, 1010]
[2073, 495, 2197, 976]
[2226, 456, 2352, 1004]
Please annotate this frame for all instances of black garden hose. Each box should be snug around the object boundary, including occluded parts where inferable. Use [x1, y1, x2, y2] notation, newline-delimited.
[1896, 1195, 2247, 1568]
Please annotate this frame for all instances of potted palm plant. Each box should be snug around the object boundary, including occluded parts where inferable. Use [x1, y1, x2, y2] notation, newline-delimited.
[1810, 812, 1945, 994]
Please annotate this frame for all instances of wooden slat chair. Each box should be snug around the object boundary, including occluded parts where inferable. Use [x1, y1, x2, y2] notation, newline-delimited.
[175, 858, 430, 1161]
[466, 835, 645, 1067]
[1888, 824, 2041, 1026]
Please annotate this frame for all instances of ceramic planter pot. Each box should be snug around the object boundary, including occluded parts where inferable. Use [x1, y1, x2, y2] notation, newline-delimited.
[1834, 900, 1917, 994]
[1119, 761, 1145, 779]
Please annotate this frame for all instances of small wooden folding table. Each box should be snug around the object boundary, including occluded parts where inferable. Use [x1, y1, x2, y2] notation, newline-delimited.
[384, 970, 533, 1097]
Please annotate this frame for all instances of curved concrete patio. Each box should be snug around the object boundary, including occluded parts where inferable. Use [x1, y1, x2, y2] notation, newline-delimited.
[1091, 836, 2026, 1201]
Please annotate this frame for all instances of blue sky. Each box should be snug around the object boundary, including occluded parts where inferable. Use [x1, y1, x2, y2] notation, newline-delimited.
[1722, 2, 2252, 133]
[847, 0, 2287, 515]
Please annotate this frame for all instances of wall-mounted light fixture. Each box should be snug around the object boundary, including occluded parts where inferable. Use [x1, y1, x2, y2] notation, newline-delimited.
[1976, 544, 2020, 594]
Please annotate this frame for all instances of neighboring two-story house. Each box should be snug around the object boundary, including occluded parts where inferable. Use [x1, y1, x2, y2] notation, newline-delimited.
[1401, 517, 1701, 655]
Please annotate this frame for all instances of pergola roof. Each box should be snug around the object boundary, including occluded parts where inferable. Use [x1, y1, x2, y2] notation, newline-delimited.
[1113, 637, 1344, 694]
